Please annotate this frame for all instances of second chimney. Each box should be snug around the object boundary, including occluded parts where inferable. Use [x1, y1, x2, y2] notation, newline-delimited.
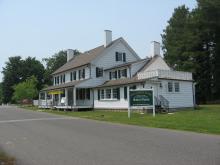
[67, 49, 75, 62]
[104, 30, 112, 47]
[150, 41, 160, 56]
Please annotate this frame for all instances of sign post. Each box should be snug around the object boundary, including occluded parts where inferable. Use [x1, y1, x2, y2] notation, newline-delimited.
[129, 89, 155, 118]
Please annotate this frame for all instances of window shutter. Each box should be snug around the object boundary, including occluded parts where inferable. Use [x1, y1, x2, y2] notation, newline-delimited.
[74, 71, 76, 80]
[124, 86, 127, 99]
[115, 52, 119, 61]
[82, 69, 85, 78]
[117, 88, 120, 100]
[115, 70, 117, 79]
[109, 72, 112, 80]
[78, 70, 81, 79]
[96, 67, 98, 77]
[70, 72, 72, 81]
[98, 90, 100, 100]
[123, 53, 126, 62]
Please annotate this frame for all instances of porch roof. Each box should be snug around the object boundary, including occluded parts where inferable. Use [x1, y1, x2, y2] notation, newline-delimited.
[41, 79, 86, 91]
[97, 77, 147, 88]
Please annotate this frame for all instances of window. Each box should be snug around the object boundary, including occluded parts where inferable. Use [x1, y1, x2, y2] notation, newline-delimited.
[118, 70, 121, 78]
[86, 88, 90, 99]
[121, 69, 127, 77]
[168, 82, 173, 92]
[47, 94, 51, 100]
[174, 82, 180, 92]
[113, 88, 119, 99]
[109, 72, 112, 80]
[124, 86, 127, 99]
[63, 74, 65, 83]
[60, 75, 63, 83]
[115, 52, 126, 62]
[105, 89, 111, 99]
[101, 89, 104, 99]
[112, 71, 117, 79]
[57, 76, 59, 84]
[96, 67, 103, 77]
[40, 93, 45, 100]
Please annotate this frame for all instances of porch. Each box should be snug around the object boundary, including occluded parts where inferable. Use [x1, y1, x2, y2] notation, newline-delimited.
[39, 87, 93, 110]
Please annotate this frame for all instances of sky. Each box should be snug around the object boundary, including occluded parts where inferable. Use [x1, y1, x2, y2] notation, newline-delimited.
[0, 0, 197, 82]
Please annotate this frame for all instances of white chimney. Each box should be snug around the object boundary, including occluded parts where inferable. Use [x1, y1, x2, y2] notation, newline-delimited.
[67, 49, 74, 62]
[104, 30, 112, 47]
[150, 41, 160, 56]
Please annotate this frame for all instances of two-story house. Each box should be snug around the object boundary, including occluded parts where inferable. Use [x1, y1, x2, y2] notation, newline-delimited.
[39, 30, 195, 110]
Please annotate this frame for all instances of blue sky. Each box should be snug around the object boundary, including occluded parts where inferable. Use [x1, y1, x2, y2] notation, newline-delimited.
[0, 0, 196, 81]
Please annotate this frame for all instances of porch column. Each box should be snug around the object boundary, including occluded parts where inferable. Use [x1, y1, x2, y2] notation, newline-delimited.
[73, 87, 76, 106]
[65, 88, 68, 106]
[58, 93, 61, 106]
[51, 94, 54, 106]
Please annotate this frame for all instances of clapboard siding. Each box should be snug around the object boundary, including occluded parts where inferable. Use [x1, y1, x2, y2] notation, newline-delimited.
[158, 80, 194, 108]
[144, 56, 170, 72]
[92, 41, 139, 69]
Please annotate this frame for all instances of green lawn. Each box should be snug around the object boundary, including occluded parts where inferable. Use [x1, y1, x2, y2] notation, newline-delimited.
[22, 105, 220, 135]
[0, 150, 15, 165]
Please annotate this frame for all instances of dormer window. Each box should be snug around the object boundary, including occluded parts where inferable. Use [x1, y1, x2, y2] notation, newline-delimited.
[115, 52, 126, 62]
[121, 69, 127, 77]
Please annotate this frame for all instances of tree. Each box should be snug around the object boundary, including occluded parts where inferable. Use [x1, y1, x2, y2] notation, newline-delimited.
[0, 83, 3, 104]
[12, 76, 38, 103]
[2, 56, 24, 103]
[2, 56, 45, 103]
[161, 0, 220, 103]
[43, 50, 80, 85]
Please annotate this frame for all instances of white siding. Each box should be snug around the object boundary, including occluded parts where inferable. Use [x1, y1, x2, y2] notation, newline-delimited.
[144, 56, 170, 71]
[158, 80, 194, 108]
[94, 87, 129, 109]
[92, 41, 139, 69]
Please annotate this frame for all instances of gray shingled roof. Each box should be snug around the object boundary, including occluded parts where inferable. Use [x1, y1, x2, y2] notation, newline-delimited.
[104, 59, 148, 71]
[52, 45, 105, 75]
[97, 77, 146, 88]
[41, 79, 86, 91]
[52, 38, 123, 75]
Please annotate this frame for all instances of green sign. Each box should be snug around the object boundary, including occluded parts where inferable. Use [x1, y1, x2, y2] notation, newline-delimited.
[130, 90, 153, 106]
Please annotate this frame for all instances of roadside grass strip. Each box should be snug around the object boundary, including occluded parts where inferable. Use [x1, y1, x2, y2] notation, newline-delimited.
[21, 105, 220, 135]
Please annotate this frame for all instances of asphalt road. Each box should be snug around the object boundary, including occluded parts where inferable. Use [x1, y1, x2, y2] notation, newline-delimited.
[0, 106, 219, 165]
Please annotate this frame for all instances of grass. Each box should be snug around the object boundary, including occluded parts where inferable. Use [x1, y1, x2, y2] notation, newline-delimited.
[22, 105, 220, 135]
[0, 150, 15, 165]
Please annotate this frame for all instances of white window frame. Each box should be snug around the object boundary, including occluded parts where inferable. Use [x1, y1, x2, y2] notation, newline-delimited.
[105, 89, 112, 99]
[168, 82, 173, 92]
[174, 82, 180, 92]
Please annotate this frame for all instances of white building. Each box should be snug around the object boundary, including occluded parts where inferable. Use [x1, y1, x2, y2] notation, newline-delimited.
[39, 30, 195, 110]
